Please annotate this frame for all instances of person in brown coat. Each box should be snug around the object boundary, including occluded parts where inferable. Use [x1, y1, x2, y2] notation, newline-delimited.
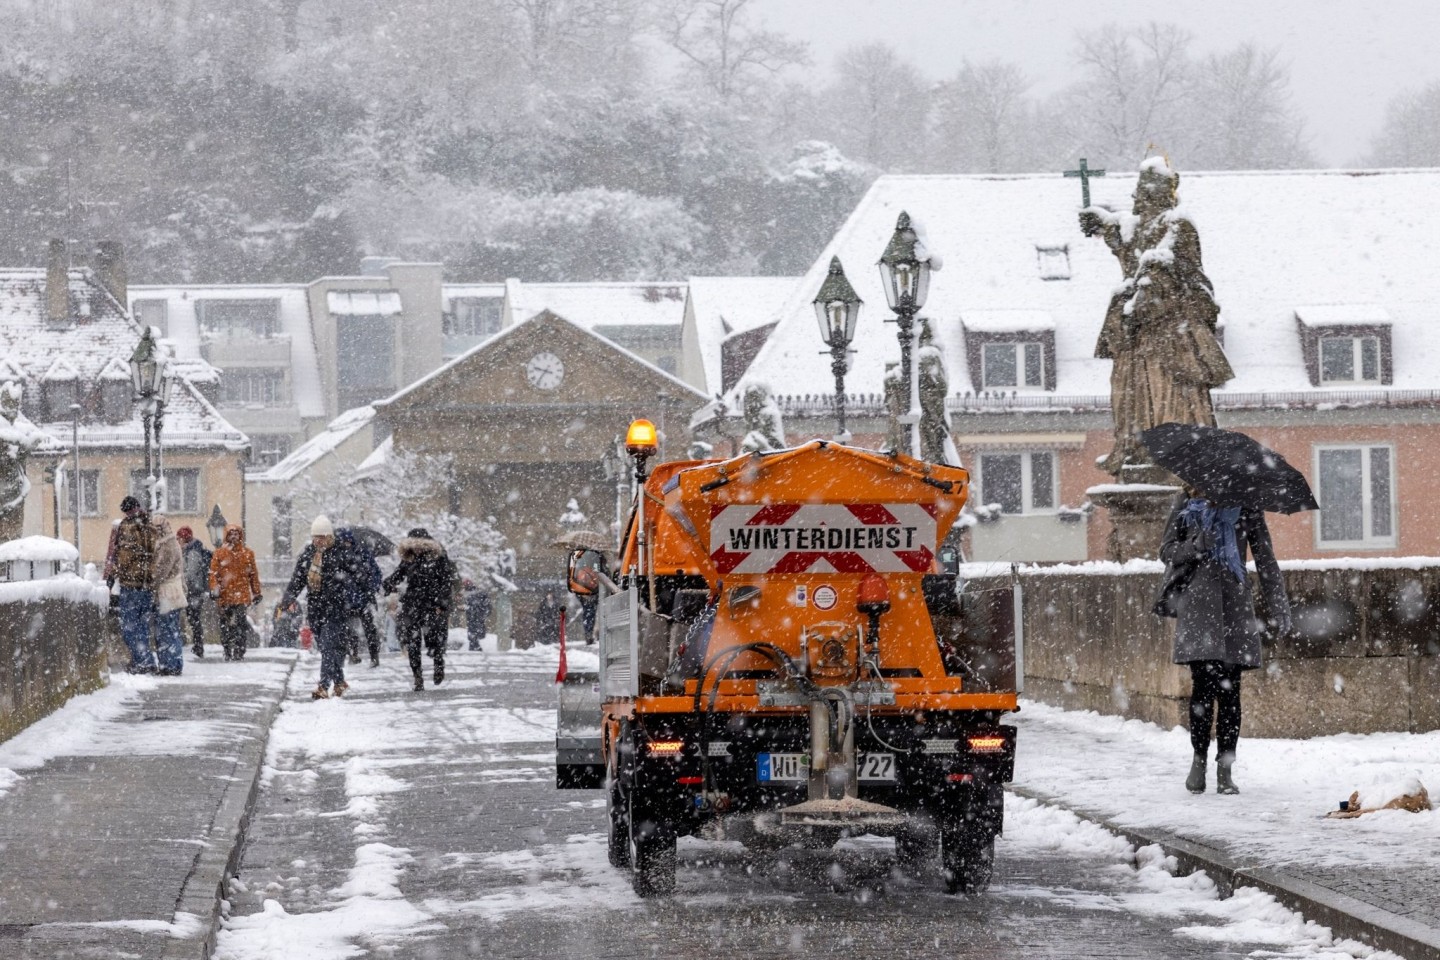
[209, 524, 262, 661]
[106, 495, 159, 673]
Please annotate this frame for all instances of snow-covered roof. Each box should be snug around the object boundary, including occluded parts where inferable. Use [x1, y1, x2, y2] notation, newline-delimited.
[735, 168, 1440, 407]
[441, 283, 505, 309]
[1294, 303, 1392, 327]
[0, 270, 247, 450]
[961, 309, 1056, 333]
[352, 434, 391, 480]
[507, 280, 688, 330]
[378, 307, 707, 411]
[0, 535, 79, 563]
[127, 284, 324, 419]
[685, 276, 798, 395]
[327, 290, 402, 316]
[252, 405, 376, 483]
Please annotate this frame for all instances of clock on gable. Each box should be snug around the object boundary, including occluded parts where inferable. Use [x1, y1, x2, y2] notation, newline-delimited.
[525, 351, 564, 391]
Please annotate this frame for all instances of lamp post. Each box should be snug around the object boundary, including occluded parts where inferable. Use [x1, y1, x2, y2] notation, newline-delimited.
[206, 504, 227, 548]
[876, 211, 933, 458]
[129, 328, 175, 512]
[812, 257, 862, 442]
[70, 402, 81, 552]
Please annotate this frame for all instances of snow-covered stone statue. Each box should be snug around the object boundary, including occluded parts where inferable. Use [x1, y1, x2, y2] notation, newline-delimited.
[1079, 157, 1233, 476]
[0, 381, 44, 541]
[739, 382, 786, 454]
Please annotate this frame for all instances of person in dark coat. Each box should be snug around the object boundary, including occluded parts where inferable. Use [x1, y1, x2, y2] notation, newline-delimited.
[383, 528, 458, 691]
[176, 526, 212, 659]
[337, 528, 384, 667]
[533, 590, 563, 646]
[1155, 490, 1291, 795]
[281, 515, 370, 699]
[464, 579, 492, 651]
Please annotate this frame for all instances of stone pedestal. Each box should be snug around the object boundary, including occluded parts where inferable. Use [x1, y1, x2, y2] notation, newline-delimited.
[1087, 464, 1181, 562]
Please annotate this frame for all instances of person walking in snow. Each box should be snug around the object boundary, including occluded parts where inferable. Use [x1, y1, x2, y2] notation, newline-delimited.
[106, 495, 159, 674]
[1155, 488, 1291, 795]
[336, 528, 383, 667]
[150, 515, 187, 676]
[384, 528, 458, 691]
[210, 524, 263, 661]
[176, 526, 212, 658]
[282, 516, 370, 699]
[533, 590, 563, 647]
[464, 579, 491, 651]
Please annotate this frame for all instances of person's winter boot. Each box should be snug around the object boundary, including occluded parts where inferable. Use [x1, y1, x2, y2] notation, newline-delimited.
[434, 661, 445, 685]
[1216, 755, 1239, 795]
[192, 644, 204, 659]
[333, 681, 349, 698]
[1185, 753, 1207, 794]
[311, 685, 330, 700]
[370, 657, 380, 668]
[413, 670, 424, 692]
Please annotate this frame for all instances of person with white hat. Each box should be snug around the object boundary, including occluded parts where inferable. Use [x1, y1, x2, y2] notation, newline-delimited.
[280, 515, 370, 699]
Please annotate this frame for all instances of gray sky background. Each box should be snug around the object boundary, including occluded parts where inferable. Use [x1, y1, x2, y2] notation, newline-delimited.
[761, 0, 1440, 166]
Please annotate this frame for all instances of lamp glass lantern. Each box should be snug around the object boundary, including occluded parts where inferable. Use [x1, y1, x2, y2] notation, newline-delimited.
[206, 504, 227, 547]
[877, 211, 932, 312]
[129, 329, 166, 397]
[812, 256, 862, 348]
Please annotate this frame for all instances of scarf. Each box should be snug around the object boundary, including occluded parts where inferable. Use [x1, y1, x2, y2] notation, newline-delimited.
[1179, 499, 1245, 583]
[307, 546, 325, 594]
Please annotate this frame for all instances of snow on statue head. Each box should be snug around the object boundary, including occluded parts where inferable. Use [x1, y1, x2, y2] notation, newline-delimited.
[0, 381, 20, 425]
[0, 380, 38, 532]
[1134, 155, 1179, 213]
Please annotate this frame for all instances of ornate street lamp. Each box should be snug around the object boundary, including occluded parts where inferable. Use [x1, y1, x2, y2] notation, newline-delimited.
[877, 211, 934, 458]
[812, 256, 862, 442]
[206, 504, 227, 548]
[129, 328, 175, 511]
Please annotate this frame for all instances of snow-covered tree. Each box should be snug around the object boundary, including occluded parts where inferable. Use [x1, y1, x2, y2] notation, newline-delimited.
[291, 448, 514, 589]
[661, 0, 809, 102]
[822, 43, 931, 171]
[1367, 81, 1440, 166]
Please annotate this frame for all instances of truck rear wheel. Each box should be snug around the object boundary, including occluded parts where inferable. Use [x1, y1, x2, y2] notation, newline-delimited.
[895, 827, 937, 872]
[630, 817, 677, 898]
[607, 777, 630, 868]
[941, 824, 994, 895]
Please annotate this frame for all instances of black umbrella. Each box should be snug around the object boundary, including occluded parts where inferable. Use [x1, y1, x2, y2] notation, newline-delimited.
[1138, 423, 1320, 514]
[346, 525, 395, 556]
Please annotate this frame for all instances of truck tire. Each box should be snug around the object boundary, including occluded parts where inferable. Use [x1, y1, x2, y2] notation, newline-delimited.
[941, 824, 994, 895]
[630, 817, 677, 898]
[607, 777, 630, 868]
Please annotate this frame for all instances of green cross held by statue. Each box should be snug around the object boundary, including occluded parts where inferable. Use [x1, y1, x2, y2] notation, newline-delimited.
[1063, 157, 1106, 208]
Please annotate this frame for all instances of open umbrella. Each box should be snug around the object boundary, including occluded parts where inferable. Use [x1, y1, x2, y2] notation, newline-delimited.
[1138, 423, 1319, 514]
[552, 530, 612, 552]
[346, 525, 395, 556]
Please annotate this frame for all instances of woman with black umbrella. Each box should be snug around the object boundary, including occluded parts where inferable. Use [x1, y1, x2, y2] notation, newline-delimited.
[1144, 423, 1311, 795]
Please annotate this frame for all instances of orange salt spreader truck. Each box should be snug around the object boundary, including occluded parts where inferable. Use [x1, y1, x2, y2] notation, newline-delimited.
[555, 420, 1021, 897]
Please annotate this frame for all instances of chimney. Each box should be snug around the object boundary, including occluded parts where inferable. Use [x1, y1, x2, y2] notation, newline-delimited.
[46, 238, 69, 322]
[94, 240, 127, 307]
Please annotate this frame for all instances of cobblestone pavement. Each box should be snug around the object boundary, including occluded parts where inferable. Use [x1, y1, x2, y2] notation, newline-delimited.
[218, 649, 1362, 960]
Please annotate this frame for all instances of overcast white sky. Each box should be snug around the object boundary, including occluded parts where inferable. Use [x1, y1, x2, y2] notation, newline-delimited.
[762, 0, 1440, 166]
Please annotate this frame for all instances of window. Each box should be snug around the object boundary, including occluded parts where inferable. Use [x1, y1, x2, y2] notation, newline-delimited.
[1319, 336, 1381, 384]
[132, 299, 168, 335]
[446, 298, 502, 338]
[1316, 445, 1394, 548]
[43, 381, 78, 421]
[272, 496, 293, 559]
[60, 469, 100, 517]
[196, 299, 280, 338]
[101, 380, 131, 423]
[981, 342, 1045, 389]
[250, 434, 293, 469]
[221, 368, 287, 406]
[131, 468, 201, 515]
[978, 451, 1056, 514]
[1035, 244, 1071, 281]
[336, 315, 395, 406]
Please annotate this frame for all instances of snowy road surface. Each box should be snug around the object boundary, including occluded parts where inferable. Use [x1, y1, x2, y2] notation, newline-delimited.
[215, 648, 1402, 960]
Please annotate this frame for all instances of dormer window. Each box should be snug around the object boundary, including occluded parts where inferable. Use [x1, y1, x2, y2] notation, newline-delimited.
[41, 356, 80, 421]
[962, 311, 1057, 392]
[1295, 305, 1392, 387]
[982, 342, 1044, 389]
[1319, 335, 1381, 384]
[97, 357, 132, 423]
[1035, 243, 1071, 281]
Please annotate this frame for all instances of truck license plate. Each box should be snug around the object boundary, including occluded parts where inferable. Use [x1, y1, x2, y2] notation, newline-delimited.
[756, 753, 896, 783]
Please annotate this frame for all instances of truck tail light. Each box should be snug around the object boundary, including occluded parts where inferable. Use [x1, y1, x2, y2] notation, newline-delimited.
[967, 735, 1006, 753]
[647, 740, 684, 756]
[677, 776, 704, 785]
